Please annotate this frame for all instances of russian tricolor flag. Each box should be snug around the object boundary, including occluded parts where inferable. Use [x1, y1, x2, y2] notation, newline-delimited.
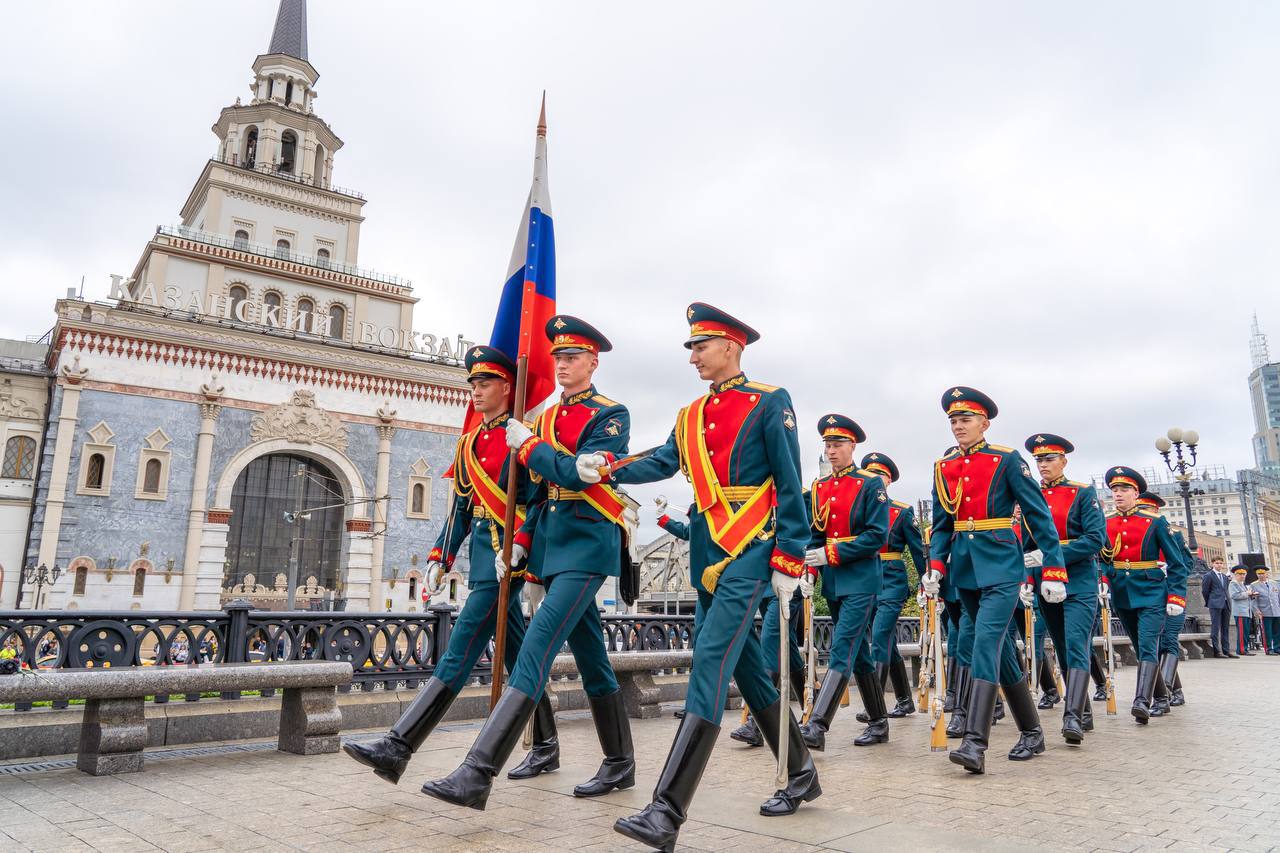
[461, 97, 558, 434]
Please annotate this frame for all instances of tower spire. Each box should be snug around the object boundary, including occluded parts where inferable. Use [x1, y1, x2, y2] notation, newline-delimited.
[268, 0, 309, 61]
[1251, 312, 1271, 370]
[537, 91, 547, 139]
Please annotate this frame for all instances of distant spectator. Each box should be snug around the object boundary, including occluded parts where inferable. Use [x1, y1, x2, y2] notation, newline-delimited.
[1252, 567, 1280, 656]
[1229, 566, 1257, 657]
[1202, 557, 1234, 657]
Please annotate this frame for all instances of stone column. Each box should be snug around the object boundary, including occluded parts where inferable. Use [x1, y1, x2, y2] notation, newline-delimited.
[179, 379, 223, 611]
[369, 405, 396, 610]
[35, 358, 89, 606]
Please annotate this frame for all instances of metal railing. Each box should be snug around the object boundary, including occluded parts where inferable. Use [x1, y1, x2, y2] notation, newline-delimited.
[0, 604, 1201, 711]
[214, 156, 365, 200]
[156, 225, 412, 290]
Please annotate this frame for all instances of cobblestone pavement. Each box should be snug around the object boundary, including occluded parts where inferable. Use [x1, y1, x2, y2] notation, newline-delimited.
[1, 657, 1278, 852]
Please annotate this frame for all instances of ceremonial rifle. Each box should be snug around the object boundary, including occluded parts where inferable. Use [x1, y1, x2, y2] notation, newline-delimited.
[1100, 594, 1118, 715]
[1025, 604, 1036, 693]
[802, 593, 815, 723]
[917, 500, 948, 751]
[776, 594, 790, 790]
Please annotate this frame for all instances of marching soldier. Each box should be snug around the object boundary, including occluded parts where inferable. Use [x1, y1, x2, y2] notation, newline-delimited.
[1021, 433, 1107, 744]
[421, 316, 637, 808]
[342, 346, 558, 785]
[798, 416, 891, 751]
[922, 387, 1066, 774]
[1136, 491, 1189, 716]
[1099, 467, 1190, 724]
[862, 452, 925, 719]
[598, 303, 819, 851]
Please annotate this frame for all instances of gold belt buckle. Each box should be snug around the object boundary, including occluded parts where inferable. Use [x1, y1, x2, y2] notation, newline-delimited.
[964, 519, 976, 532]
[1120, 560, 1131, 569]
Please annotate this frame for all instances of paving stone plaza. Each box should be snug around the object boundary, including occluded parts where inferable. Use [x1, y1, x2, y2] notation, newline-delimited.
[0, 656, 1276, 853]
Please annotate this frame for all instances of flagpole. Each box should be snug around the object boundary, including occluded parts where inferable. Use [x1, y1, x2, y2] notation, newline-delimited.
[491, 355, 528, 708]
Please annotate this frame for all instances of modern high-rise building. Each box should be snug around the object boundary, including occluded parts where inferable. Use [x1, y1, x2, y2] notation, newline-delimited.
[1248, 315, 1280, 474]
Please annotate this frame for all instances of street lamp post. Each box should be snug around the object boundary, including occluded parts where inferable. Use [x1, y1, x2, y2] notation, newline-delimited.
[1155, 427, 1204, 568]
[19, 563, 62, 609]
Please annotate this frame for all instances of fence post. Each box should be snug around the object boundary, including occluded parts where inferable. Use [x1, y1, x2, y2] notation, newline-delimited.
[221, 599, 254, 700]
[429, 603, 456, 670]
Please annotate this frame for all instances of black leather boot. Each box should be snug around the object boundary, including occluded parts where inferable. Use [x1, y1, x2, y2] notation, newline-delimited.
[1082, 698, 1094, 731]
[949, 679, 999, 774]
[342, 676, 455, 784]
[800, 671, 848, 751]
[1150, 668, 1170, 718]
[730, 713, 764, 747]
[573, 689, 636, 797]
[1169, 670, 1185, 707]
[1003, 678, 1045, 761]
[946, 665, 971, 738]
[421, 687, 535, 810]
[756, 698, 823, 816]
[613, 714, 719, 853]
[943, 660, 959, 713]
[1090, 652, 1108, 700]
[855, 664, 887, 723]
[507, 692, 561, 779]
[1131, 660, 1158, 724]
[1159, 653, 1179, 707]
[993, 691, 1005, 723]
[1061, 668, 1089, 745]
[887, 658, 916, 718]
[790, 665, 807, 706]
[853, 670, 890, 746]
[1037, 658, 1061, 709]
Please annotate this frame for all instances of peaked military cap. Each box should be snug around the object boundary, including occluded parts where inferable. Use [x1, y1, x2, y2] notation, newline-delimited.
[684, 302, 761, 349]
[546, 315, 612, 354]
[1137, 491, 1166, 509]
[817, 414, 865, 443]
[861, 452, 899, 482]
[1105, 465, 1148, 493]
[464, 345, 516, 384]
[941, 386, 998, 419]
[1025, 433, 1075, 456]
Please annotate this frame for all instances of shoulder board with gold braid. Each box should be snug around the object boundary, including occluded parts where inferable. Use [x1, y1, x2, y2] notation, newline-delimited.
[591, 393, 619, 407]
[986, 443, 1015, 452]
[939, 447, 961, 461]
[744, 380, 779, 393]
[892, 499, 911, 510]
[1137, 508, 1160, 518]
[855, 468, 878, 479]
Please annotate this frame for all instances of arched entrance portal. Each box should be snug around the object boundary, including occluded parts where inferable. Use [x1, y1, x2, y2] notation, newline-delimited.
[225, 453, 345, 609]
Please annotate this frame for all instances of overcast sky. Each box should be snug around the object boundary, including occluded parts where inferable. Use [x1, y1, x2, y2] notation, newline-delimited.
[2, 1, 1278, 518]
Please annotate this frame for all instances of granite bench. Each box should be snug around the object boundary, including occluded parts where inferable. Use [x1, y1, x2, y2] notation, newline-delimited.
[548, 649, 692, 720]
[0, 661, 352, 775]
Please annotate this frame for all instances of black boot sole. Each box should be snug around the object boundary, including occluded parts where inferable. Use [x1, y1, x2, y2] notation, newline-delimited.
[341, 743, 405, 785]
[949, 749, 984, 774]
[1062, 726, 1084, 745]
[760, 783, 822, 816]
[421, 777, 491, 811]
[614, 817, 676, 853]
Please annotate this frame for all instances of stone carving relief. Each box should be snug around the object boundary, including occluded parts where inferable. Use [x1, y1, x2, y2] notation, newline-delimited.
[0, 383, 41, 419]
[249, 389, 348, 452]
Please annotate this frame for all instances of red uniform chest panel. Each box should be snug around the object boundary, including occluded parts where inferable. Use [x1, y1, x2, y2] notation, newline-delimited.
[473, 426, 507, 482]
[703, 389, 762, 484]
[817, 475, 865, 538]
[940, 451, 1003, 521]
[1041, 485, 1078, 540]
[552, 404, 596, 453]
[881, 505, 901, 552]
[1107, 514, 1153, 563]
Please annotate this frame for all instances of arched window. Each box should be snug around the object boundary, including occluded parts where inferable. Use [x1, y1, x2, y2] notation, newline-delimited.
[233, 229, 250, 250]
[264, 291, 282, 311]
[408, 576, 418, 602]
[411, 482, 425, 515]
[2, 435, 36, 479]
[296, 298, 314, 332]
[279, 130, 298, 174]
[315, 247, 330, 269]
[313, 143, 327, 187]
[85, 453, 105, 490]
[328, 304, 345, 340]
[275, 239, 291, 260]
[133, 567, 146, 596]
[228, 285, 248, 319]
[243, 126, 258, 169]
[284, 80, 294, 105]
[73, 565, 88, 596]
[142, 458, 162, 494]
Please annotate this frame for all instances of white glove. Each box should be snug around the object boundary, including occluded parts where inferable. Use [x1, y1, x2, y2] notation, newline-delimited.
[1019, 583, 1036, 607]
[497, 543, 527, 580]
[525, 580, 546, 609]
[1166, 602, 1184, 617]
[803, 547, 828, 568]
[1040, 580, 1067, 604]
[1097, 582, 1111, 607]
[771, 572, 801, 619]
[504, 418, 533, 449]
[575, 452, 606, 484]
[922, 569, 942, 596]
[799, 574, 815, 599]
[425, 561, 445, 598]
[654, 495, 668, 512]
[917, 588, 928, 609]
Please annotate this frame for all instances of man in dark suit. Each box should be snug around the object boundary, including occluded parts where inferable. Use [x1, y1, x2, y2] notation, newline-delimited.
[1201, 557, 1234, 658]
